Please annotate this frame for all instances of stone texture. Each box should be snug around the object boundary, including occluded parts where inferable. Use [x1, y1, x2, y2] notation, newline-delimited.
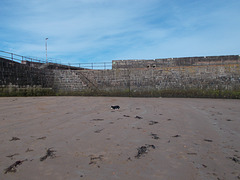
[0, 58, 53, 89]
[1, 55, 240, 96]
[112, 55, 239, 69]
[52, 64, 240, 93]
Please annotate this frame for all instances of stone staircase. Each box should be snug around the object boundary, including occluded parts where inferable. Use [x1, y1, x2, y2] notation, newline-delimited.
[76, 71, 99, 92]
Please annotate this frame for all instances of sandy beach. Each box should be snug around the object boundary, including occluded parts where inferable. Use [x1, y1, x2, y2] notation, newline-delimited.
[0, 97, 239, 180]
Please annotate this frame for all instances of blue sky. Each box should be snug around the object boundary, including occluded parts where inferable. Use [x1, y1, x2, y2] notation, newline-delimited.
[0, 0, 239, 64]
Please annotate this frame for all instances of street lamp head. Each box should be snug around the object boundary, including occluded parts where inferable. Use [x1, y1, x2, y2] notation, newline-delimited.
[46, 38, 48, 40]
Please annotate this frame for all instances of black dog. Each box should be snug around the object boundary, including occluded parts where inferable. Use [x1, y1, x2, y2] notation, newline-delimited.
[111, 105, 120, 110]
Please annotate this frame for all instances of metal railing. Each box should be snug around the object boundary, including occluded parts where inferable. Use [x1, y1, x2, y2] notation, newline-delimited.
[2, 49, 238, 70]
[0, 50, 112, 70]
[0, 50, 51, 64]
[61, 62, 112, 70]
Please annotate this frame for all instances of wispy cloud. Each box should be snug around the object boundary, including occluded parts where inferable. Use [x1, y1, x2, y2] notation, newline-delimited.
[0, 0, 239, 63]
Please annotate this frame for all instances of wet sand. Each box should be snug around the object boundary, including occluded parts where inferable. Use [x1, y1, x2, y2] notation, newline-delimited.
[0, 97, 239, 180]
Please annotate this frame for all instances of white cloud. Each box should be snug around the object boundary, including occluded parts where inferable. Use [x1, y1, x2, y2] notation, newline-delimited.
[0, 0, 239, 63]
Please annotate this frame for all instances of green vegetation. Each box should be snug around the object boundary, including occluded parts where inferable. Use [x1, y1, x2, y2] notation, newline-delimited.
[55, 88, 240, 99]
[131, 89, 240, 99]
[55, 89, 131, 97]
[1, 87, 239, 99]
[0, 87, 55, 97]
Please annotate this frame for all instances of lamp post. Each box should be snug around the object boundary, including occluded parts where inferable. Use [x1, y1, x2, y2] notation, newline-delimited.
[45, 38, 48, 63]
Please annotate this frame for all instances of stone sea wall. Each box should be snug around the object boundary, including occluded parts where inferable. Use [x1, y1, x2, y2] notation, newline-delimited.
[53, 63, 240, 97]
[0, 58, 54, 96]
[1, 55, 240, 98]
